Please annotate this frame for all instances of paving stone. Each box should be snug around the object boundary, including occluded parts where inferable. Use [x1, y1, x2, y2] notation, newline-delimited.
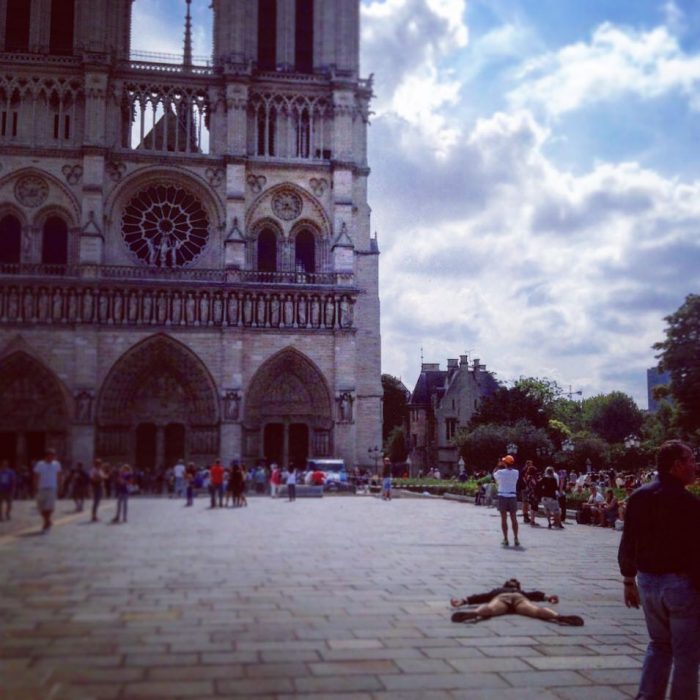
[1, 497, 689, 698]
[527, 655, 640, 671]
[551, 686, 630, 699]
[379, 672, 509, 691]
[500, 670, 592, 687]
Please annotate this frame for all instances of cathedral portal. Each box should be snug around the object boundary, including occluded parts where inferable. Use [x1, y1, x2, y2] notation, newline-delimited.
[243, 348, 332, 468]
[0, 352, 70, 466]
[96, 335, 219, 468]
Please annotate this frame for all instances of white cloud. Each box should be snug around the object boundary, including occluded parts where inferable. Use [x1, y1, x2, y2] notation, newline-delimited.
[361, 0, 468, 148]
[376, 108, 700, 403]
[508, 22, 700, 117]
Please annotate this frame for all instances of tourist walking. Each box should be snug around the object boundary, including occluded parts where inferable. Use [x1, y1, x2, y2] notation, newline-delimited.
[286, 466, 297, 502]
[521, 460, 538, 524]
[72, 462, 89, 512]
[90, 458, 106, 522]
[230, 464, 246, 507]
[382, 458, 392, 500]
[173, 458, 186, 498]
[33, 448, 62, 532]
[209, 458, 224, 508]
[0, 460, 16, 521]
[270, 463, 281, 498]
[493, 455, 520, 547]
[618, 440, 700, 700]
[112, 463, 132, 524]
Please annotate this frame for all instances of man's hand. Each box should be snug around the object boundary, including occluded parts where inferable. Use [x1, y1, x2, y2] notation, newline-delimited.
[547, 595, 559, 604]
[450, 598, 464, 608]
[624, 582, 640, 609]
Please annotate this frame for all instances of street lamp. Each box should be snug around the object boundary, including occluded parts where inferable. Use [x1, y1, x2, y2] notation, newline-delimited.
[368, 446, 381, 476]
[562, 438, 574, 454]
[506, 442, 518, 456]
[406, 454, 412, 478]
[458, 456, 465, 477]
[624, 434, 641, 450]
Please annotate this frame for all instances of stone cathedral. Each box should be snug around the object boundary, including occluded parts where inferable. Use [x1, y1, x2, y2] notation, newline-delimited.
[0, 0, 381, 472]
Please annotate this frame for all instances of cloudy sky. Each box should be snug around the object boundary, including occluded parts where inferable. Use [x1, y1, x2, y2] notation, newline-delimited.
[133, 0, 700, 407]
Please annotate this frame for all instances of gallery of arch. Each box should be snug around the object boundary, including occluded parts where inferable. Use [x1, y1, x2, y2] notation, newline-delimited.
[0, 0, 382, 471]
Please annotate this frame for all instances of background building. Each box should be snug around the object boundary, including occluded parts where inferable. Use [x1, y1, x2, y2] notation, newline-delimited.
[0, 0, 381, 471]
[646, 366, 673, 413]
[407, 356, 498, 474]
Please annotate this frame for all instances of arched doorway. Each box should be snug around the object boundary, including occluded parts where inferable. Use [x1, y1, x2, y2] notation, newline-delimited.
[42, 216, 68, 266]
[244, 348, 332, 469]
[96, 335, 219, 470]
[0, 214, 22, 265]
[0, 352, 69, 467]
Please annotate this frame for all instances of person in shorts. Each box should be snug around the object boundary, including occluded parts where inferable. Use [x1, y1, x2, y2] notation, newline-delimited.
[450, 578, 583, 626]
[33, 448, 62, 532]
[382, 458, 392, 501]
[493, 456, 520, 547]
[538, 466, 564, 529]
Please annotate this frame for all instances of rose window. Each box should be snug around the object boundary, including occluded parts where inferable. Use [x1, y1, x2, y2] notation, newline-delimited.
[122, 185, 209, 268]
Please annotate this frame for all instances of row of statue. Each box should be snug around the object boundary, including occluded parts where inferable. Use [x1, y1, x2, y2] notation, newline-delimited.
[0, 284, 356, 329]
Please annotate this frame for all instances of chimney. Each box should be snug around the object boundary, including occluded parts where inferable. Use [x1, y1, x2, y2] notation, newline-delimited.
[459, 355, 469, 366]
[447, 358, 458, 369]
[472, 358, 480, 374]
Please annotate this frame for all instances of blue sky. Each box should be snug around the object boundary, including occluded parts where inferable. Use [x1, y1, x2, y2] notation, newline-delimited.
[134, 1, 700, 407]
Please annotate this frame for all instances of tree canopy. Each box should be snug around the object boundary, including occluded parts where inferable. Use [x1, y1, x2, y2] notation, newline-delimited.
[654, 294, 700, 436]
[382, 374, 409, 441]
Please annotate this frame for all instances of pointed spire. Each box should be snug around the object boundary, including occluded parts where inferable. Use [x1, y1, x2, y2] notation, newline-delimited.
[183, 0, 193, 69]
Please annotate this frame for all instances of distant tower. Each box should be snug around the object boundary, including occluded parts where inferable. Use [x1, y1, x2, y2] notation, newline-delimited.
[0, 1, 380, 472]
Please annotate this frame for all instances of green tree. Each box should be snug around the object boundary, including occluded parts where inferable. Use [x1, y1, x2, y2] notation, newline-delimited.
[514, 376, 563, 409]
[654, 294, 700, 435]
[384, 426, 408, 463]
[581, 392, 643, 444]
[469, 385, 549, 430]
[382, 374, 409, 442]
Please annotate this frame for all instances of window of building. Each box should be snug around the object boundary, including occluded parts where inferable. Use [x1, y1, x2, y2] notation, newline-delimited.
[295, 109, 310, 158]
[257, 229, 277, 272]
[446, 418, 457, 441]
[258, 0, 277, 70]
[1, 111, 18, 138]
[294, 229, 315, 273]
[295, 0, 313, 73]
[42, 217, 68, 266]
[49, 0, 75, 55]
[256, 107, 276, 157]
[5, 0, 30, 52]
[0, 215, 22, 264]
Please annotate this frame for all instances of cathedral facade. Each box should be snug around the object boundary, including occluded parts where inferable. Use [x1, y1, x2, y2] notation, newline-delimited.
[0, 0, 381, 472]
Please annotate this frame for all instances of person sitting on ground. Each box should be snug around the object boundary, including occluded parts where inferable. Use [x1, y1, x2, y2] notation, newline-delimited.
[579, 484, 604, 524]
[450, 578, 583, 626]
[599, 487, 619, 527]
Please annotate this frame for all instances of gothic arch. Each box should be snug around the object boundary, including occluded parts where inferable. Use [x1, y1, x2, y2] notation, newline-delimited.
[245, 182, 331, 238]
[0, 167, 81, 223]
[105, 165, 225, 228]
[243, 347, 334, 462]
[96, 334, 220, 464]
[97, 334, 219, 426]
[0, 351, 70, 431]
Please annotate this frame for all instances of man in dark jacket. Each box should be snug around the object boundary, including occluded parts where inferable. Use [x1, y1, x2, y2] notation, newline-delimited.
[450, 578, 583, 625]
[618, 439, 700, 700]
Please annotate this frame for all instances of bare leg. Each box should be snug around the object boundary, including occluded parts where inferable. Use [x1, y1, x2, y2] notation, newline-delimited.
[516, 599, 559, 621]
[500, 511, 509, 541]
[509, 511, 519, 543]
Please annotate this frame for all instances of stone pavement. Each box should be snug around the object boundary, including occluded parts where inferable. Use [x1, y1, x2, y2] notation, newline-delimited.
[0, 493, 660, 699]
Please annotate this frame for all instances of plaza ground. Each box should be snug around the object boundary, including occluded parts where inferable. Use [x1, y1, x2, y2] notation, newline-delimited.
[0, 493, 664, 699]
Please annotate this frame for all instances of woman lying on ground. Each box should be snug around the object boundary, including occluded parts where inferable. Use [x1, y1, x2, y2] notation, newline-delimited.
[450, 578, 583, 626]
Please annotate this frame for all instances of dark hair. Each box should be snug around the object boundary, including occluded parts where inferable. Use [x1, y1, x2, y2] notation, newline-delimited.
[657, 440, 691, 476]
[503, 578, 521, 590]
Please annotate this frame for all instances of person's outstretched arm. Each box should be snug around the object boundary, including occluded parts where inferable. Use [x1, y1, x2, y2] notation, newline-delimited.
[450, 590, 494, 607]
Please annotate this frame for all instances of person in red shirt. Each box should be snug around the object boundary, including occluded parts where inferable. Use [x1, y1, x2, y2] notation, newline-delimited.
[209, 459, 225, 508]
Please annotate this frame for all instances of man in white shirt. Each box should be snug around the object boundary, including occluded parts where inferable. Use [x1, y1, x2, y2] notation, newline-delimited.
[33, 448, 62, 532]
[173, 459, 186, 498]
[493, 455, 520, 547]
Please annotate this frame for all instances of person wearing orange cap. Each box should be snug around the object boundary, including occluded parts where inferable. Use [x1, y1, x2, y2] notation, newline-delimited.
[494, 455, 520, 547]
